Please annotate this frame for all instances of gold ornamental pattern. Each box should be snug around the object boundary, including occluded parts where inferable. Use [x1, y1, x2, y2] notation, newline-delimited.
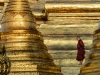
[1, 0, 36, 31]
[0, 0, 63, 75]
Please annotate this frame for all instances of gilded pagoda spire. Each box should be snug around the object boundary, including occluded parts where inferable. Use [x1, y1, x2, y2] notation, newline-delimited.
[79, 22, 100, 75]
[0, 0, 63, 75]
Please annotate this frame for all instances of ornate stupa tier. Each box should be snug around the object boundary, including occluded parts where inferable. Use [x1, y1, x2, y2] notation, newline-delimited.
[6, 0, 31, 11]
[79, 22, 100, 75]
[0, 0, 63, 75]
[1, 0, 36, 31]
[1, 30, 62, 75]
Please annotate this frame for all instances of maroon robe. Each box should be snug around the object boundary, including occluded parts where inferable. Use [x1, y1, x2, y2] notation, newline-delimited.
[76, 39, 85, 61]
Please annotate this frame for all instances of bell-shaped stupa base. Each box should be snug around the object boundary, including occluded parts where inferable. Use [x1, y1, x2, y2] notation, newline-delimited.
[79, 23, 100, 75]
[0, 0, 63, 75]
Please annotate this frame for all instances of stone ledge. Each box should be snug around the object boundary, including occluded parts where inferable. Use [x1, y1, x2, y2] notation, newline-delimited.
[32, 10, 46, 21]
[61, 66, 81, 75]
[54, 58, 82, 67]
[45, 20, 99, 24]
[49, 50, 89, 59]
[45, 1, 100, 13]
[48, 49, 90, 53]
[38, 24, 97, 35]
[48, 13, 100, 17]
[48, 17, 100, 21]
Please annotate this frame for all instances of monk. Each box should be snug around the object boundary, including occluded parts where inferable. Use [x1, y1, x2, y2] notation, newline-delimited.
[76, 36, 85, 65]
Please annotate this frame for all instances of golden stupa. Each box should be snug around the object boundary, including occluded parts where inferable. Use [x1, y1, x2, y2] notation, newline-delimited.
[0, 0, 63, 75]
[79, 22, 100, 75]
[0, 44, 10, 75]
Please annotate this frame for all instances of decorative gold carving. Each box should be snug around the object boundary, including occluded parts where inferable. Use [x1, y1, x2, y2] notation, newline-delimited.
[0, 0, 63, 75]
[0, 45, 10, 75]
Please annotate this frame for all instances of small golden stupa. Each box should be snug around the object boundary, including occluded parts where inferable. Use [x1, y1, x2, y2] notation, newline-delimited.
[79, 22, 100, 75]
[0, 0, 63, 75]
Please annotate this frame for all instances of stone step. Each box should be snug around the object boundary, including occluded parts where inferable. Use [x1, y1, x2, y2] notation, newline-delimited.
[54, 58, 82, 67]
[40, 23, 98, 27]
[32, 10, 45, 16]
[38, 23, 98, 35]
[28, 0, 37, 3]
[43, 21, 98, 25]
[45, 1, 100, 13]
[48, 50, 89, 59]
[48, 49, 89, 53]
[43, 35, 93, 40]
[48, 50, 89, 66]
[44, 40, 92, 50]
[61, 67, 81, 75]
[45, 20, 99, 24]
[32, 9, 45, 20]
[30, 2, 45, 20]
[48, 13, 100, 17]
[43, 36, 93, 50]
[30, 2, 45, 10]
[48, 17, 100, 21]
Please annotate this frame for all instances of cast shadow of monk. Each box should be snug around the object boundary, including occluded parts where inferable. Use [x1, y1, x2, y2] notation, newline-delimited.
[0, 45, 11, 75]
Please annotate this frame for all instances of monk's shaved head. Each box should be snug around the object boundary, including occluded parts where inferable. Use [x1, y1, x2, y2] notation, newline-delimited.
[76, 36, 81, 40]
[76, 36, 80, 38]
